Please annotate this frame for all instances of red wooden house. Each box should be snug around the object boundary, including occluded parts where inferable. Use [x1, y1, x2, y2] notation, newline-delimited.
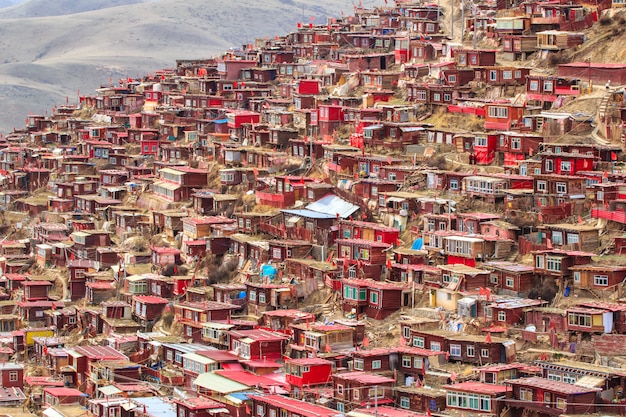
[131, 295, 169, 331]
[227, 329, 288, 361]
[484, 102, 525, 130]
[248, 394, 337, 417]
[332, 372, 396, 413]
[341, 279, 406, 320]
[336, 239, 391, 280]
[505, 377, 599, 416]
[455, 49, 497, 67]
[173, 301, 239, 342]
[285, 357, 333, 395]
[0, 363, 23, 389]
[496, 131, 543, 168]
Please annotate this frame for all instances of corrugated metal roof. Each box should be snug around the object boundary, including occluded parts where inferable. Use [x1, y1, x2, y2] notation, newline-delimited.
[305, 194, 359, 218]
[194, 372, 250, 394]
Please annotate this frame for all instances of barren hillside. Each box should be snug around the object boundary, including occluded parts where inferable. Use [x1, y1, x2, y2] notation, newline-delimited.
[0, 0, 385, 134]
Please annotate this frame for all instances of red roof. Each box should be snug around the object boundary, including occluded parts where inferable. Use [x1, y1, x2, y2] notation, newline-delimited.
[42, 387, 84, 397]
[173, 397, 225, 411]
[133, 295, 169, 304]
[286, 357, 333, 366]
[214, 370, 290, 391]
[443, 381, 511, 395]
[249, 394, 337, 417]
[506, 377, 600, 394]
[352, 406, 428, 417]
[334, 372, 395, 384]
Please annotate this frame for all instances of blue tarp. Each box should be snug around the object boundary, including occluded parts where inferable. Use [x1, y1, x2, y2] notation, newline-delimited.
[261, 264, 277, 279]
[411, 238, 423, 250]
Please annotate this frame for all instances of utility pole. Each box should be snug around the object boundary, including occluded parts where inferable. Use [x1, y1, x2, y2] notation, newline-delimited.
[451, 0, 454, 39]
[374, 385, 379, 417]
[473, 12, 477, 49]
[461, 5, 465, 41]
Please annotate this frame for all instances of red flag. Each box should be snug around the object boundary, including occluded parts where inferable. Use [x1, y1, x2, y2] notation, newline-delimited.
[386, 259, 392, 269]
[612, 151, 618, 161]
[362, 336, 370, 348]
[324, 343, 332, 353]
[603, 171, 609, 178]
[427, 409, 432, 417]
[578, 215, 584, 224]
[486, 332, 492, 343]
[387, 155, 392, 164]
[245, 404, 251, 414]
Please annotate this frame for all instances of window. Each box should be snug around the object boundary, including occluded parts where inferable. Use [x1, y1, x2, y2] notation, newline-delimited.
[567, 233, 579, 245]
[555, 398, 566, 410]
[249, 291, 257, 301]
[511, 137, 521, 150]
[402, 356, 412, 367]
[594, 275, 609, 286]
[256, 405, 264, 416]
[414, 337, 425, 348]
[537, 181, 547, 192]
[547, 372, 562, 381]
[546, 257, 562, 272]
[258, 292, 266, 303]
[490, 274, 498, 284]
[560, 161, 571, 173]
[551, 231, 563, 245]
[372, 360, 382, 369]
[536, 255, 545, 269]
[529, 80, 539, 91]
[574, 271, 581, 283]
[353, 358, 364, 370]
[450, 179, 459, 190]
[433, 93, 441, 102]
[544, 81, 554, 92]
[556, 182, 567, 194]
[469, 394, 480, 410]
[488, 106, 508, 119]
[490, 70, 497, 81]
[400, 397, 410, 409]
[568, 312, 592, 327]
[506, 277, 514, 288]
[480, 395, 491, 411]
[450, 344, 461, 357]
[414, 357, 423, 369]
[9, 371, 18, 382]
[430, 341, 441, 351]
[337, 384, 344, 395]
[448, 74, 457, 83]
[503, 70, 512, 80]
[475, 136, 488, 147]
[498, 311, 506, 322]
[368, 387, 384, 398]
[520, 388, 533, 401]
[467, 345, 475, 357]
[481, 348, 489, 358]
[353, 389, 360, 400]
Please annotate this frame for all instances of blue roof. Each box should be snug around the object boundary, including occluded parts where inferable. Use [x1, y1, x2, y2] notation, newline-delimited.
[131, 397, 175, 417]
[228, 392, 256, 401]
[281, 209, 337, 219]
[305, 194, 359, 218]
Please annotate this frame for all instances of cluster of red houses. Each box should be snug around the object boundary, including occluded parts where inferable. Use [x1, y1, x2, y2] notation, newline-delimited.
[2, 0, 626, 417]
